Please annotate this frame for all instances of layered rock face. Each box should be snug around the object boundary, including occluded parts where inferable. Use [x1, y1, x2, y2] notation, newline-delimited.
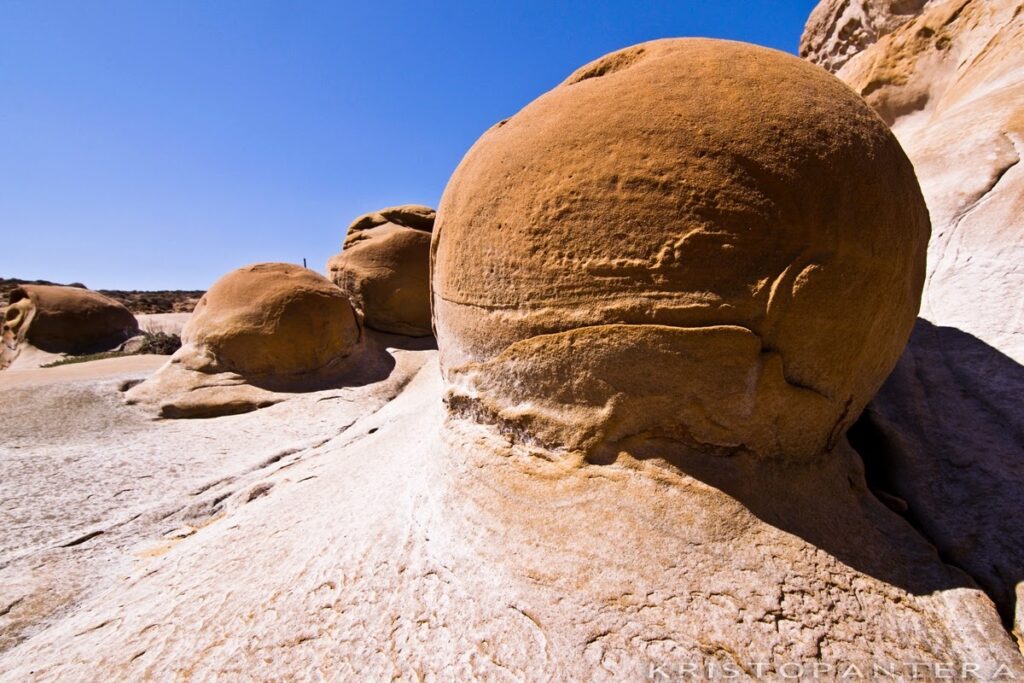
[433, 38, 929, 461]
[327, 205, 435, 337]
[1, 285, 139, 368]
[126, 263, 362, 417]
[803, 0, 1024, 643]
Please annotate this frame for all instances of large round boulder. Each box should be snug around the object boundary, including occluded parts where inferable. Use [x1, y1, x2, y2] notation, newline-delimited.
[431, 38, 929, 460]
[327, 205, 434, 337]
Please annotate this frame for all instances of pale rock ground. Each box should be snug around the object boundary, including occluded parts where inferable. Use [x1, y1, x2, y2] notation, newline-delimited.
[1, 345, 64, 372]
[0, 347, 430, 675]
[0, 355, 1021, 680]
[803, 0, 1024, 649]
[0, 354, 166, 390]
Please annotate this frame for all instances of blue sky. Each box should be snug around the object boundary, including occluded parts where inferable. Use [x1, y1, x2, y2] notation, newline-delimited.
[0, 1, 818, 289]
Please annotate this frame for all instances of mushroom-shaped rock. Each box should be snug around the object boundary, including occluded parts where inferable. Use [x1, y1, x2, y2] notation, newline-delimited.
[1, 285, 139, 368]
[432, 38, 929, 460]
[327, 205, 435, 337]
[126, 263, 362, 417]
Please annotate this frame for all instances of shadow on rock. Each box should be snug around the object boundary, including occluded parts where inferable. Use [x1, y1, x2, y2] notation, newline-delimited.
[244, 329, 402, 393]
[622, 434, 977, 599]
[852, 318, 1024, 628]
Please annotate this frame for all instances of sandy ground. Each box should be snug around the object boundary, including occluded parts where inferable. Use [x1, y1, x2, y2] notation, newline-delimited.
[136, 312, 191, 336]
[0, 354, 166, 389]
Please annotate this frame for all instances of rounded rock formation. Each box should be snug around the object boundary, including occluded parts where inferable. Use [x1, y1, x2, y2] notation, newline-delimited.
[126, 263, 362, 417]
[182, 263, 360, 381]
[2, 284, 138, 357]
[432, 38, 929, 460]
[327, 205, 434, 337]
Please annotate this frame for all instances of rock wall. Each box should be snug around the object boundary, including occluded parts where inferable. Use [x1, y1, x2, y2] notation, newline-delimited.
[807, 0, 1024, 362]
[803, 0, 1024, 644]
[800, 0, 932, 72]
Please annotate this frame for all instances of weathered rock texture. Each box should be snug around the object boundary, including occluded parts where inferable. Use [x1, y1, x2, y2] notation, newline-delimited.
[0, 346, 433, 671]
[809, 0, 1024, 362]
[126, 263, 364, 417]
[2, 357, 1023, 679]
[327, 205, 435, 337]
[422, 36, 1023, 673]
[800, 0, 931, 71]
[803, 0, 1024, 645]
[433, 38, 929, 461]
[1, 285, 139, 369]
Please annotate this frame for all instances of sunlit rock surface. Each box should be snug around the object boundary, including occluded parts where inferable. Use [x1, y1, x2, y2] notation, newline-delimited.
[433, 38, 928, 462]
[327, 205, 435, 337]
[1, 285, 139, 370]
[125, 263, 366, 418]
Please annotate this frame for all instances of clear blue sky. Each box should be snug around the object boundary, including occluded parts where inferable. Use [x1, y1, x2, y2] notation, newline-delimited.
[0, 0, 819, 289]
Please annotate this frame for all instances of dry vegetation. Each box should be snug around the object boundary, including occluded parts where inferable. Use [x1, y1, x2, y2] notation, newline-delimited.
[0, 278, 203, 314]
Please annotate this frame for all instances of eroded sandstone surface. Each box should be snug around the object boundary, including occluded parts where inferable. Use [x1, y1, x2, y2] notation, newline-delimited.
[2, 354, 1023, 679]
[800, 0, 931, 72]
[1, 21, 1022, 682]
[0, 347, 433, 676]
[804, 0, 1024, 644]
[433, 38, 929, 461]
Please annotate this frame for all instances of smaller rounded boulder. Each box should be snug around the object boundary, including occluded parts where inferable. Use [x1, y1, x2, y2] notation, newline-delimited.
[183, 263, 361, 381]
[327, 205, 435, 337]
[126, 263, 362, 417]
[3, 284, 139, 356]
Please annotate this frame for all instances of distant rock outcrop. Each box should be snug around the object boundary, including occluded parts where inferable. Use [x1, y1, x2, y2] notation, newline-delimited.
[126, 263, 363, 417]
[1, 285, 139, 369]
[803, 0, 1024, 645]
[96, 289, 203, 314]
[0, 279, 203, 314]
[327, 205, 435, 337]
